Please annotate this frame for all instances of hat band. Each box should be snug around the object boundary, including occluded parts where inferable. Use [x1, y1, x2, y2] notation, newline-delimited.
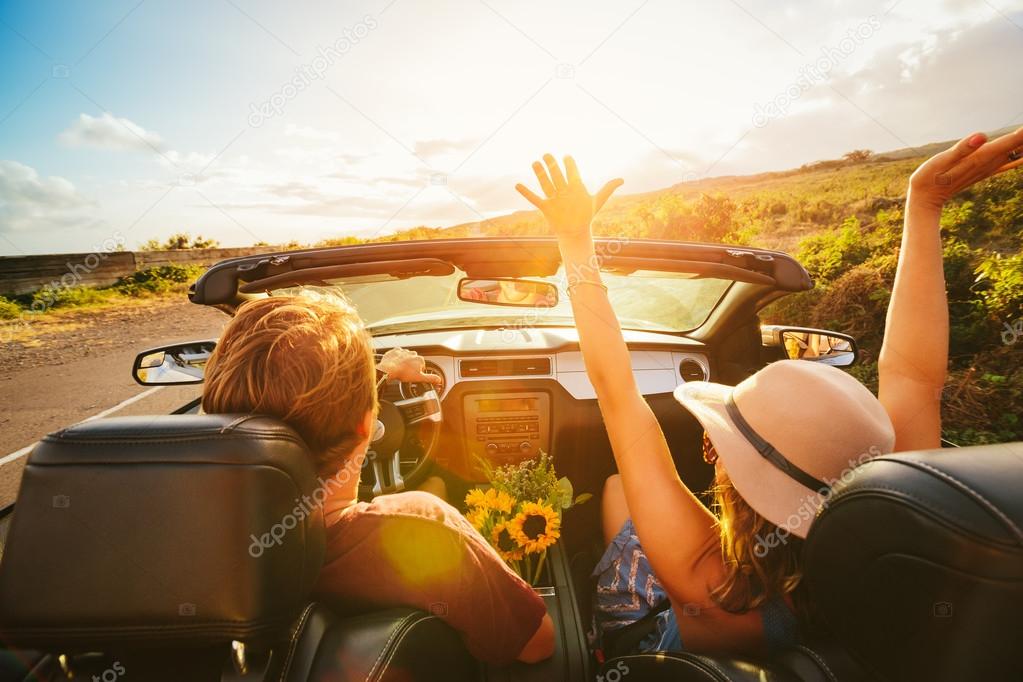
[724, 393, 828, 494]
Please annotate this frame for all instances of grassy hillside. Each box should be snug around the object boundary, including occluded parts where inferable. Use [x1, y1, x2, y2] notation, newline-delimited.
[358, 136, 1021, 446]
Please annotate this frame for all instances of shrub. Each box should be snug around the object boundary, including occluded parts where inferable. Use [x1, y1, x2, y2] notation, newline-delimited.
[974, 252, 1023, 323]
[0, 296, 21, 320]
[113, 265, 203, 297]
[797, 217, 871, 282]
[142, 233, 220, 250]
[30, 285, 111, 310]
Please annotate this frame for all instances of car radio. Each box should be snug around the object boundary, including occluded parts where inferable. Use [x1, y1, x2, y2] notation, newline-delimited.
[463, 391, 551, 468]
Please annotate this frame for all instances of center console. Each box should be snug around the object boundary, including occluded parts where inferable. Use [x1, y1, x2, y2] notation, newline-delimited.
[483, 542, 592, 681]
[463, 391, 551, 469]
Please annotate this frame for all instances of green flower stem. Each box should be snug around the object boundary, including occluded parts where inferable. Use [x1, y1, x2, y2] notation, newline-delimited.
[531, 550, 547, 586]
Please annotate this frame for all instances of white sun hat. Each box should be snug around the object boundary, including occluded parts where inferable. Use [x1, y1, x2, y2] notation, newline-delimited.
[673, 360, 895, 538]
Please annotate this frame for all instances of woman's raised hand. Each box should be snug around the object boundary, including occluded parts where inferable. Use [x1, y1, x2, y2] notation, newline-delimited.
[515, 154, 623, 242]
[909, 127, 1023, 210]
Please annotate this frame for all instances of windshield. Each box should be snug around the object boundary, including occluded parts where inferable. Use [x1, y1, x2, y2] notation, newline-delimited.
[273, 266, 732, 335]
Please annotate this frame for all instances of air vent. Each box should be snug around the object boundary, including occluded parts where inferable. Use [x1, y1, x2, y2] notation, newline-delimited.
[679, 358, 708, 382]
[460, 357, 552, 378]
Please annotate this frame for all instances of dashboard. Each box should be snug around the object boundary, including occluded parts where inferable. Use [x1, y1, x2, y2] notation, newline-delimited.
[377, 327, 712, 481]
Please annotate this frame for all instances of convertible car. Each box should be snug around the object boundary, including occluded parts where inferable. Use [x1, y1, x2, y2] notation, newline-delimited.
[0, 237, 1020, 682]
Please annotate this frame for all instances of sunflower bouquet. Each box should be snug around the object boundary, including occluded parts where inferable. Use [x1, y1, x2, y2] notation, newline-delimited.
[465, 452, 590, 585]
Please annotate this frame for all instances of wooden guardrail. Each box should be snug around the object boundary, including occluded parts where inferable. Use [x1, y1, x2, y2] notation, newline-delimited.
[0, 246, 282, 296]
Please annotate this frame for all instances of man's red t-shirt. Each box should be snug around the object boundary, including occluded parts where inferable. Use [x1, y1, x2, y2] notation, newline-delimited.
[314, 491, 547, 665]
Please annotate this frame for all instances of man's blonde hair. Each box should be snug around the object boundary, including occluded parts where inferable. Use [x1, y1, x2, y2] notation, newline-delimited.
[202, 295, 378, 473]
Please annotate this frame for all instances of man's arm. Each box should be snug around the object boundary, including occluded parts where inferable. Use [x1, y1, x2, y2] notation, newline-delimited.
[518, 614, 555, 663]
[318, 492, 552, 665]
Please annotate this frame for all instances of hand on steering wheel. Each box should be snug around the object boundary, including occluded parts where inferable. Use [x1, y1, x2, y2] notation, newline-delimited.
[377, 347, 442, 385]
[363, 349, 443, 498]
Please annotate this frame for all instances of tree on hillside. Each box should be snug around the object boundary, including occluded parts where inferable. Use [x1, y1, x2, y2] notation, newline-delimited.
[141, 233, 220, 250]
[316, 236, 362, 247]
[843, 149, 873, 163]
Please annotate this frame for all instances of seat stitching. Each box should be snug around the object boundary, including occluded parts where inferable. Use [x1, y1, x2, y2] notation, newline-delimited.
[371, 614, 436, 681]
[41, 434, 304, 447]
[890, 458, 1023, 545]
[794, 645, 837, 682]
[366, 613, 423, 682]
[827, 484, 1015, 547]
[220, 415, 261, 434]
[692, 655, 733, 682]
[278, 603, 316, 682]
[7, 618, 285, 631]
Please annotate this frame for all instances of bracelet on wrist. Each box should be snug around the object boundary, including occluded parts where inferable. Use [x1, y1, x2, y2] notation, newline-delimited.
[567, 280, 608, 297]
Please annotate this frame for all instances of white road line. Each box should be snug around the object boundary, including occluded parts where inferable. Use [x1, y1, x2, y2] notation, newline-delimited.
[0, 386, 165, 466]
[0, 444, 35, 468]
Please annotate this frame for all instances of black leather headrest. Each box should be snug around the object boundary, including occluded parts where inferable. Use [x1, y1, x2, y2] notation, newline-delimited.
[0, 414, 327, 650]
[803, 444, 1023, 681]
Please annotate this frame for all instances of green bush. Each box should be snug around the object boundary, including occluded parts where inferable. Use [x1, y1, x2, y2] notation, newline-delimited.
[0, 264, 204, 320]
[142, 233, 220, 250]
[0, 296, 21, 320]
[113, 265, 204, 296]
[974, 252, 1023, 323]
[797, 217, 871, 282]
[30, 285, 111, 310]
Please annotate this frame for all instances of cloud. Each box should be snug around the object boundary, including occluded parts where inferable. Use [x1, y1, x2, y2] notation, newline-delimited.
[284, 123, 341, 143]
[58, 112, 165, 153]
[58, 114, 236, 188]
[718, 12, 1023, 176]
[818, 13, 1023, 141]
[413, 138, 479, 158]
[797, 12, 1023, 140]
[0, 160, 98, 232]
[324, 169, 425, 188]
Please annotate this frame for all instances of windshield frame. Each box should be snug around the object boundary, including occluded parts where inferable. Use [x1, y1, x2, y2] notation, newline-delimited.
[272, 267, 737, 337]
[190, 238, 814, 341]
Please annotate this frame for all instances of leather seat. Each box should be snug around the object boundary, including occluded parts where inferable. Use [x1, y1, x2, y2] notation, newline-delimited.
[279, 604, 479, 682]
[0, 414, 477, 682]
[597, 443, 1023, 681]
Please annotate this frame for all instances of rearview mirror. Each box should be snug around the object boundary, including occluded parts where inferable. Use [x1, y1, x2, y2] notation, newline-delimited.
[457, 278, 558, 308]
[132, 340, 217, 385]
[761, 326, 858, 367]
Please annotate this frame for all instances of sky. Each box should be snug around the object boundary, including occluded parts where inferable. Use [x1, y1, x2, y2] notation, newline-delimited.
[1, 0, 1021, 255]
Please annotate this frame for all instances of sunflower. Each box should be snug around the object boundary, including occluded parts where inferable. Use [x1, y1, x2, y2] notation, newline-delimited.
[508, 501, 561, 554]
[465, 506, 491, 532]
[490, 521, 524, 562]
[464, 488, 515, 514]
[465, 488, 490, 508]
[489, 489, 515, 514]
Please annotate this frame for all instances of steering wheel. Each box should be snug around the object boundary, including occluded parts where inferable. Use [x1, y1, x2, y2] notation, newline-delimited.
[358, 386, 442, 498]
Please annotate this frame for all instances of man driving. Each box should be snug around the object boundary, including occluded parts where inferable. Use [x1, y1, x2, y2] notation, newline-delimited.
[201, 294, 554, 665]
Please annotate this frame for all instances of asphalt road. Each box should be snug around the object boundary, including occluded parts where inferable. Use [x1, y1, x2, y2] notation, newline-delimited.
[0, 297, 227, 507]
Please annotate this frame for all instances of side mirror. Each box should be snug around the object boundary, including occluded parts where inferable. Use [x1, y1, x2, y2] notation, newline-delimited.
[132, 340, 216, 386]
[761, 326, 858, 367]
[457, 278, 559, 308]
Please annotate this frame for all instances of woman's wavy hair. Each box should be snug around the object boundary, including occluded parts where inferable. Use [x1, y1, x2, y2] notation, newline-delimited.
[202, 294, 378, 474]
[707, 466, 806, 615]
